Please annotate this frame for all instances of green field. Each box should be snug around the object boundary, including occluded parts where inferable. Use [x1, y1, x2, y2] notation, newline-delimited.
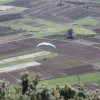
[94, 35, 100, 39]
[0, 0, 100, 88]
[0, 0, 14, 5]
[0, 17, 96, 38]
[92, 0, 100, 3]
[39, 72, 100, 87]
[75, 17, 98, 25]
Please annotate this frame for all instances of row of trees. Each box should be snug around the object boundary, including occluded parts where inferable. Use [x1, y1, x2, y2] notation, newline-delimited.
[0, 72, 100, 100]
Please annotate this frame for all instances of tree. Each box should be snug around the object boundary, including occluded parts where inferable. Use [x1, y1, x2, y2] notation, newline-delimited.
[20, 72, 29, 94]
[55, 84, 76, 100]
[60, 0, 61, 6]
[66, 28, 74, 39]
[0, 72, 100, 100]
[77, 75, 80, 85]
[29, 73, 42, 90]
[87, 6, 89, 9]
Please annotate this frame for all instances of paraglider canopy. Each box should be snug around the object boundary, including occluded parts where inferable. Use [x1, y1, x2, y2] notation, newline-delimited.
[37, 42, 56, 50]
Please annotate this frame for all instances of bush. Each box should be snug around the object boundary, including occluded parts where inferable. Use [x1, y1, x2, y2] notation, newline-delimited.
[0, 72, 99, 100]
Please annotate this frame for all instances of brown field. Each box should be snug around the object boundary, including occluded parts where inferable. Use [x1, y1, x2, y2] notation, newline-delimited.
[44, 34, 67, 40]
[89, 3, 100, 9]
[91, 12, 100, 17]
[0, 0, 99, 85]
[0, 38, 99, 83]
[0, 64, 96, 84]
[0, 26, 26, 36]
[84, 37, 100, 43]
[0, 13, 23, 22]
[63, 1, 87, 5]
[92, 43, 100, 48]
[0, 0, 98, 23]
[0, 38, 100, 61]
[93, 28, 100, 34]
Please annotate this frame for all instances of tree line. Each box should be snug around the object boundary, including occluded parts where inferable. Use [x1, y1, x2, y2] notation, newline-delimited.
[0, 72, 100, 100]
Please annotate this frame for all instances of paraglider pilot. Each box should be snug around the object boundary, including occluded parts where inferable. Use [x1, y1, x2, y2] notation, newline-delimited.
[44, 58, 46, 61]
[37, 42, 56, 61]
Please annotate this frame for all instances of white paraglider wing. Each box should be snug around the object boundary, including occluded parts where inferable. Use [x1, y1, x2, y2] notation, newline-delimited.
[37, 43, 56, 50]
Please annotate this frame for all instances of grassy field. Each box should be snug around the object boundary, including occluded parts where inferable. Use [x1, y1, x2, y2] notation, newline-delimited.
[82, 22, 100, 32]
[0, 0, 99, 86]
[34, 18, 96, 35]
[0, 17, 96, 38]
[39, 72, 100, 87]
[75, 17, 98, 25]
[94, 35, 100, 39]
[92, 0, 100, 3]
[0, 0, 14, 5]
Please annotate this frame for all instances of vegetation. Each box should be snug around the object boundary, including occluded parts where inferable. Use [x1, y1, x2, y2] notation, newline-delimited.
[0, 17, 96, 38]
[66, 28, 74, 39]
[0, 72, 100, 100]
[75, 18, 98, 25]
[92, 0, 100, 3]
[39, 72, 100, 86]
[0, 53, 58, 68]
[0, 0, 14, 5]
[0, 0, 100, 99]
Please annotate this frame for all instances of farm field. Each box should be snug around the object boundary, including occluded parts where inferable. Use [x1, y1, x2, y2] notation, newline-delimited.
[0, 0, 99, 90]
[0, 37, 99, 84]
[0, 0, 14, 5]
[0, 17, 96, 39]
[39, 72, 100, 86]
[74, 17, 98, 25]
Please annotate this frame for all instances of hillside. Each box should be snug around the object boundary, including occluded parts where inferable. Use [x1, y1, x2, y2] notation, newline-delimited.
[0, 0, 99, 93]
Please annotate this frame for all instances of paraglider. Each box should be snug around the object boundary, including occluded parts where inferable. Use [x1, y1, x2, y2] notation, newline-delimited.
[37, 42, 56, 61]
[37, 42, 56, 50]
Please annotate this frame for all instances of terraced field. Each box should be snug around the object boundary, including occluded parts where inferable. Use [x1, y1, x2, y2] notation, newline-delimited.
[0, 0, 99, 87]
[0, 37, 99, 83]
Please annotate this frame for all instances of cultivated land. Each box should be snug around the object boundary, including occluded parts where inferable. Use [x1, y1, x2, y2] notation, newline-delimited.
[0, 0, 100, 90]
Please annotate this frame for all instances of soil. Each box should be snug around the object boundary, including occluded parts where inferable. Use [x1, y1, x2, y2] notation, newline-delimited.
[93, 28, 100, 34]
[0, 64, 96, 84]
[0, 0, 99, 85]
[0, 13, 23, 22]
[92, 43, 100, 48]
[3, 0, 98, 23]
[0, 51, 51, 64]
[84, 37, 100, 43]
[91, 12, 100, 17]
[0, 38, 99, 83]
[0, 38, 100, 61]
[0, 26, 26, 36]
[44, 34, 67, 40]
[63, 1, 87, 5]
